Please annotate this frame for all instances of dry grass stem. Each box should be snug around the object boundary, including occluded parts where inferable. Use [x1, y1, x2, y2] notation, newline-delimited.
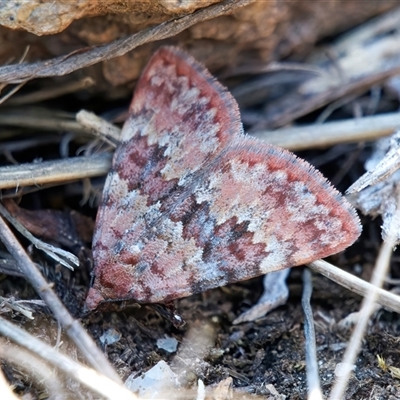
[328, 208, 398, 398]
[328, 186, 400, 398]
[252, 112, 400, 151]
[0, 319, 137, 399]
[307, 260, 400, 314]
[0, 82, 26, 106]
[302, 269, 323, 400]
[76, 110, 121, 145]
[6, 77, 96, 106]
[0, 214, 121, 382]
[0, 154, 111, 189]
[0, 339, 66, 398]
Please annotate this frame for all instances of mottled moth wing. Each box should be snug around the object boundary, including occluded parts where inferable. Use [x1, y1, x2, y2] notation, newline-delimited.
[86, 47, 361, 309]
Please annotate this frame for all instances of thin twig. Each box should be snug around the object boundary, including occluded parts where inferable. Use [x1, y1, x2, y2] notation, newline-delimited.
[5, 77, 96, 106]
[328, 192, 400, 399]
[251, 112, 400, 151]
[307, 260, 400, 314]
[76, 110, 121, 145]
[0, 318, 137, 399]
[0, 46, 30, 105]
[0, 82, 26, 105]
[0, 215, 121, 382]
[0, 0, 254, 84]
[0, 154, 111, 189]
[302, 269, 323, 400]
[0, 340, 66, 398]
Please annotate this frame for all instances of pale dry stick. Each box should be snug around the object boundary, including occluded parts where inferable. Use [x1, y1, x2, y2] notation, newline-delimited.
[0, 154, 111, 189]
[0, 340, 66, 399]
[302, 269, 323, 400]
[6, 77, 96, 106]
[251, 112, 400, 151]
[0, 82, 26, 106]
[3, 108, 394, 189]
[0, 318, 137, 400]
[0, 366, 18, 400]
[76, 110, 121, 145]
[307, 260, 400, 314]
[0, 46, 30, 106]
[0, 215, 121, 383]
[0, 0, 254, 84]
[328, 201, 399, 399]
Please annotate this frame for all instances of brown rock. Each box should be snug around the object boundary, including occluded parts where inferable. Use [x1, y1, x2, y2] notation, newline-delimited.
[0, 1, 398, 90]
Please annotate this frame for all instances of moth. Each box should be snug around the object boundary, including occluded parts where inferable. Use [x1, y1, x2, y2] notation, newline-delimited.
[85, 47, 361, 310]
